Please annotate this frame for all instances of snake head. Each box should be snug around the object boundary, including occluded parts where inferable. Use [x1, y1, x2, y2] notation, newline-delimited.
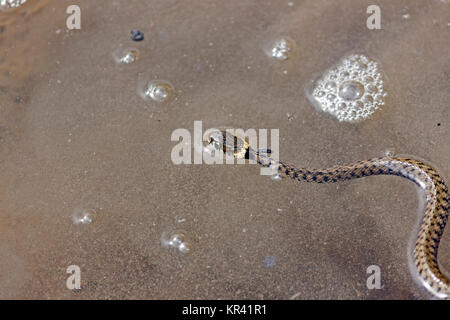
[204, 130, 249, 159]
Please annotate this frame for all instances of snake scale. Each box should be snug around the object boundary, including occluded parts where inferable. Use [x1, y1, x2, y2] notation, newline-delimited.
[208, 131, 450, 299]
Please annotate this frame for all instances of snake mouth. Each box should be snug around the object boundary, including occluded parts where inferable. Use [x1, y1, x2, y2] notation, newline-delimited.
[203, 130, 249, 159]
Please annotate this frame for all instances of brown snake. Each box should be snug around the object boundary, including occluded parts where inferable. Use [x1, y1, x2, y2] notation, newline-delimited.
[207, 131, 449, 299]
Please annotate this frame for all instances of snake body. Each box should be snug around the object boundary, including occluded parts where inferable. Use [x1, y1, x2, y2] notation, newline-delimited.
[208, 131, 450, 298]
[273, 156, 449, 299]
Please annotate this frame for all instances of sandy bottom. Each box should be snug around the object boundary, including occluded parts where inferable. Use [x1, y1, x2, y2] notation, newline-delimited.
[0, 0, 449, 299]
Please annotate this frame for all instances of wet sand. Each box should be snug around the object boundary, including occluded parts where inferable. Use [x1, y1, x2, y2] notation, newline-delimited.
[0, 0, 449, 299]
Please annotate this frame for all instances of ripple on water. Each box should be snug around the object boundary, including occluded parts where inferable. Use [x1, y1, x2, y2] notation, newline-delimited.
[307, 53, 387, 122]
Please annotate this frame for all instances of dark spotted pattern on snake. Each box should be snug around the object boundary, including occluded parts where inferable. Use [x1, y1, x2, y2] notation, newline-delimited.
[209, 131, 449, 299]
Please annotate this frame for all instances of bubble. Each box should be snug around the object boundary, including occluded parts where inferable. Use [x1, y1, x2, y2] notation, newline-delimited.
[383, 148, 395, 157]
[337, 102, 347, 110]
[325, 81, 337, 91]
[0, 0, 27, 9]
[113, 47, 139, 64]
[308, 53, 386, 122]
[270, 173, 282, 181]
[177, 242, 191, 253]
[367, 84, 378, 94]
[138, 80, 174, 103]
[363, 95, 374, 103]
[147, 84, 170, 101]
[161, 231, 192, 254]
[327, 93, 336, 100]
[266, 37, 294, 61]
[339, 81, 364, 101]
[356, 63, 367, 71]
[72, 208, 96, 225]
[358, 55, 369, 64]
[354, 100, 364, 108]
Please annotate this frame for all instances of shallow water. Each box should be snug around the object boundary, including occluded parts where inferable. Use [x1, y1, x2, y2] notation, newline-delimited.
[0, 0, 449, 299]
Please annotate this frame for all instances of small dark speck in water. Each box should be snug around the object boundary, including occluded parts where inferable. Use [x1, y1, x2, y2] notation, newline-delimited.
[0, 26, 5, 34]
[131, 30, 144, 41]
[437, 123, 441, 126]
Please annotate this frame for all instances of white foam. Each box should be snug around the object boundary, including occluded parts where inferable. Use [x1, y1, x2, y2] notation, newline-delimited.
[307, 53, 387, 122]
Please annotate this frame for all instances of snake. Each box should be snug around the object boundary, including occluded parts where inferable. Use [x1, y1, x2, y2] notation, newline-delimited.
[205, 130, 449, 299]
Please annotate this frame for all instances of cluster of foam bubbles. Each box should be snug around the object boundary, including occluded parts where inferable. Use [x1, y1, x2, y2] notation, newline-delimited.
[309, 54, 386, 122]
[72, 208, 96, 225]
[0, 0, 26, 9]
[138, 80, 174, 103]
[113, 47, 139, 64]
[160, 231, 191, 254]
[266, 37, 294, 61]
